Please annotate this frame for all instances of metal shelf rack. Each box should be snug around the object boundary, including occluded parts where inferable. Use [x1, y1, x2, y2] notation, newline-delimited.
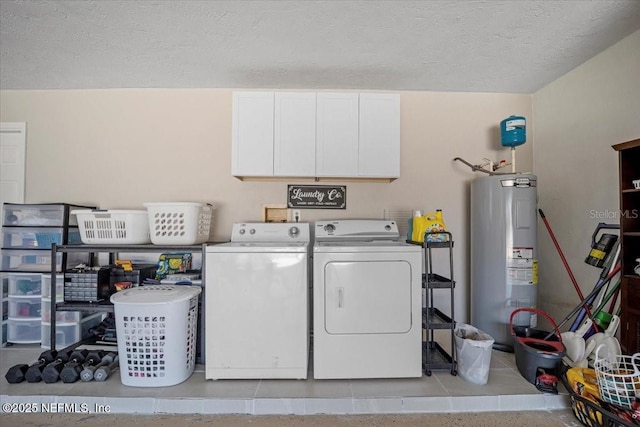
[49, 243, 208, 362]
[422, 231, 457, 376]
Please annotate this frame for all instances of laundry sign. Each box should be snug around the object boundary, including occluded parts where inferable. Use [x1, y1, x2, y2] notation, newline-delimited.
[287, 185, 346, 209]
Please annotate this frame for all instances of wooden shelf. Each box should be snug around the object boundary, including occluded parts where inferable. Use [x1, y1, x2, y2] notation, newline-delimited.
[613, 137, 640, 354]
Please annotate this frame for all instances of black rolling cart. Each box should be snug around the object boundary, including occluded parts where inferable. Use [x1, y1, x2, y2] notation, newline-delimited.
[422, 231, 457, 376]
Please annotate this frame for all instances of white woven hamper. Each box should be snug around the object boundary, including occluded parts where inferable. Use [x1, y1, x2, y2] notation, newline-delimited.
[110, 285, 201, 387]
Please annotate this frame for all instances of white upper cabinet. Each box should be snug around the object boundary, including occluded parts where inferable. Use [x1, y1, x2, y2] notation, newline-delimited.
[232, 92, 275, 176]
[359, 93, 400, 178]
[316, 93, 359, 177]
[232, 91, 400, 180]
[274, 92, 317, 177]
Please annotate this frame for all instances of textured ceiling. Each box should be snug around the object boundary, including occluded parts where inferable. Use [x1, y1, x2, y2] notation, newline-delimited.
[1, 0, 640, 93]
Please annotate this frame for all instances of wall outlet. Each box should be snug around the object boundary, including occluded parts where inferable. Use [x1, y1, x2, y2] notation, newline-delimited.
[289, 209, 302, 222]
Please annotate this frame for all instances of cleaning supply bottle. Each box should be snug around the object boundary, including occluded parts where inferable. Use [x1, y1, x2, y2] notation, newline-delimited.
[424, 209, 448, 242]
[412, 209, 448, 243]
[407, 210, 422, 242]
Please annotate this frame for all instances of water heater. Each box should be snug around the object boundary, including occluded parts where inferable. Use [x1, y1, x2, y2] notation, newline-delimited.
[470, 174, 538, 351]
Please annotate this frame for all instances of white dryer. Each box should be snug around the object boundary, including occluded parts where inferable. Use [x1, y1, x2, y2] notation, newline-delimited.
[205, 222, 310, 379]
[313, 220, 423, 379]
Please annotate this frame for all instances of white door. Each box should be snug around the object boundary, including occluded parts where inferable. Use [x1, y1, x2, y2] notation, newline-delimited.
[274, 92, 316, 177]
[359, 93, 400, 177]
[231, 92, 275, 177]
[316, 93, 359, 177]
[324, 260, 412, 334]
[0, 122, 26, 219]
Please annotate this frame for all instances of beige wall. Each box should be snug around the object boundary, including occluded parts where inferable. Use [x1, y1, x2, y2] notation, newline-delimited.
[0, 89, 533, 323]
[533, 29, 640, 328]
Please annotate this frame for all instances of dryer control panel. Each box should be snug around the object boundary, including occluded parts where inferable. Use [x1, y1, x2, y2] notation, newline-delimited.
[231, 222, 310, 243]
[315, 220, 399, 242]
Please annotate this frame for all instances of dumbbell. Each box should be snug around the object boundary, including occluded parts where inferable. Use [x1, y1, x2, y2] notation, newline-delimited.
[25, 349, 75, 383]
[94, 355, 119, 382]
[5, 348, 60, 383]
[42, 349, 88, 383]
[60, 350, 105, 383]
[80, 352, 117, 382]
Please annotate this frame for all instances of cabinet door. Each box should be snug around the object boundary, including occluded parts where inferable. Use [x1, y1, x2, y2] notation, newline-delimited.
[232, 92, 274, 177]
[316, 93, 359, 177]
[359, 93, 400, 177]
[274, 92, 316, 177]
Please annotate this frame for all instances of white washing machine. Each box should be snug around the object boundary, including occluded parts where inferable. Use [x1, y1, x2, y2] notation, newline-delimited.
[205, 222, 310, 379]
[313, 220, 423, 379]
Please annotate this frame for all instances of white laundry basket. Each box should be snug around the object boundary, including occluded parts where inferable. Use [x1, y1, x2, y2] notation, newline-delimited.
[110, 285, 201, 387]
[72, 209, 151, 244]
[144, 202, 214, 245]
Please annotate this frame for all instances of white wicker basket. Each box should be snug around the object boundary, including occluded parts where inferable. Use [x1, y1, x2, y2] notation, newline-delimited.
[71, 210, 150, 244]
[144, 202, 214, 245]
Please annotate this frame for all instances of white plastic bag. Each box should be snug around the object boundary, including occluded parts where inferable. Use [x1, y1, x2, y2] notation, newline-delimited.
[454, 322, 495, 385]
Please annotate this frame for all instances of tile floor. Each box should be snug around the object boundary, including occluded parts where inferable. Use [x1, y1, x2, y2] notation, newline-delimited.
[0, 344, 570, 415]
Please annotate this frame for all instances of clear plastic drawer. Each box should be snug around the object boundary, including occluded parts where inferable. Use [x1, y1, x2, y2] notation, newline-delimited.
[41, 273, 64, 300]
[41, 297, 80, 323]
[7, 318, 41, 343]
[41, 313, 104, 349]
[3, 204, 70, 227]
[7, 273, 42, 296]
[1, 249, 60, 271]
[1, 249, 89, 272]
[8, 295, 41, 319]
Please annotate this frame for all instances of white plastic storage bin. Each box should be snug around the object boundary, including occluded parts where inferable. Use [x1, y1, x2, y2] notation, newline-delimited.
[40, 313, 104, 349]
[8, 273, 42, 296]
[111, 285, 201, 387]
[7, 318, 41, 343]
[41, 274, 64, 300]
[8, 295, 41, 319]
[72, 209, 150, 244]
[144, 202, 214, 245]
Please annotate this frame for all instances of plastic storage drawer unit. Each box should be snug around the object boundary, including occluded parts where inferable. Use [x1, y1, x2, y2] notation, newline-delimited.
[111, 285, 201, 387]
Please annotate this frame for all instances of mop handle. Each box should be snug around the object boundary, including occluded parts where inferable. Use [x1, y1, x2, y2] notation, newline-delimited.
[558, 263, 620, 336]
[543, 267, 618, 340]
[570, 246, 620, 331]
[538, 209, 593, 319]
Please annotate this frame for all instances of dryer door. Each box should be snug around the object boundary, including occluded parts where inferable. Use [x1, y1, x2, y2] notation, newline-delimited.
[324, 260, 412, 334]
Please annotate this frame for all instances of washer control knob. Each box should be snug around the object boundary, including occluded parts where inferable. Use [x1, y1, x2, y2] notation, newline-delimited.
[239, 229, 245, 235]
[385, 225, 391, 231]
[289, 226, 300, 238]
[324, 223, 335, 233]
[249, 229, 256, 235]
